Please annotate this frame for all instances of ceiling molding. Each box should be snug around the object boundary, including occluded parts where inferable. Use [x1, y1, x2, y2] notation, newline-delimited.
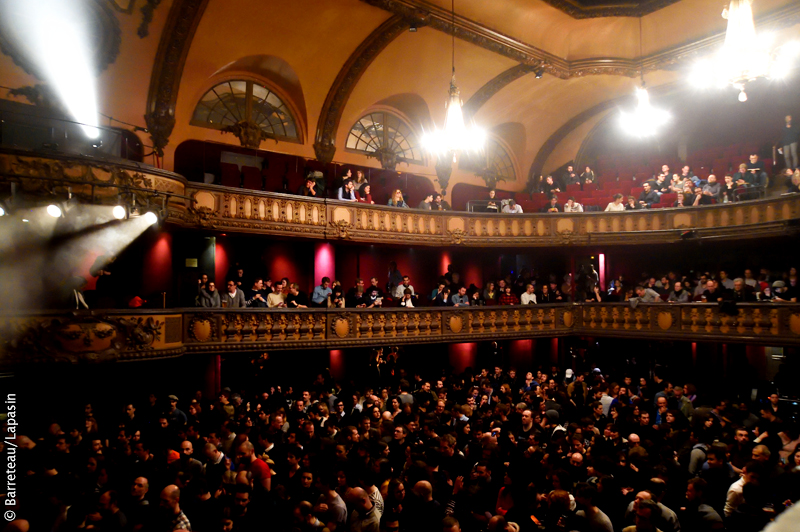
[145, 0, 211, 156]
[360, 0, 800, 80]
[538, 0, 681, 19]
[313, 15, 411, 164]
[463, 63, 538, 119]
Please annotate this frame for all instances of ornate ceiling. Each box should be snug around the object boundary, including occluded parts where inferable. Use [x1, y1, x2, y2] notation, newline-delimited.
[0, 0, 798, 193]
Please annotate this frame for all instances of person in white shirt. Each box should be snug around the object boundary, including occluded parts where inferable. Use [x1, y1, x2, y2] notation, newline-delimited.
[501, 199, 523, 213]
[564, 197, 584, 213]
[521, 284, 537, 305]
[399, 288, 415, 308]
[393, 276, 415, 299]
[605, 193, 625, 212]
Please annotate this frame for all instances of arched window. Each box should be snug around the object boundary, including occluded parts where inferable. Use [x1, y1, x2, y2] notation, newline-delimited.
[346, 112, 422, 163]
[459, 137, 517, 182]
[191, 80, 299, 141]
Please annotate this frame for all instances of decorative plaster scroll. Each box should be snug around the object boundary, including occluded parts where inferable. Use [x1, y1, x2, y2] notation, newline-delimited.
[313, 15, 410, 164]
[144, 0, 211, 155]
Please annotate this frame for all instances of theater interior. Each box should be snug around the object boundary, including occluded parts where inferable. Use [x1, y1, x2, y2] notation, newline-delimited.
[1, 0, 800, 531]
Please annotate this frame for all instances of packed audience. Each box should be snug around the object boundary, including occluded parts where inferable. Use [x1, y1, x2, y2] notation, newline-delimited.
[195, 263, 798, 309]
[5, 343, 799, 532]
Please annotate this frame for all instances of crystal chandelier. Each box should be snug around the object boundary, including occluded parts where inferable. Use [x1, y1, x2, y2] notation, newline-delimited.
[619, 18, 670, 137]
[690, 0, 800, 102]
[421, 0, 485, 162]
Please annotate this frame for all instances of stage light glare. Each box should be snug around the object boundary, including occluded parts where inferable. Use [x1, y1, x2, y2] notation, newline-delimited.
[144, 211, 158, 225]
[47, 204, 63, 218]
[3, 1, 100, 138]
[112, 205, 126, 220]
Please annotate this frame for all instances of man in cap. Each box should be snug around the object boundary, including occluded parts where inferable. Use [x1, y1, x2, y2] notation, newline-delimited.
[166, 395, 187, 427]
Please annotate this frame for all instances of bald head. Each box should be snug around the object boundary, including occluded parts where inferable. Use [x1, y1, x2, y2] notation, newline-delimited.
[414, 481, 433, 501]
[347, 487, 373, 512]
[160, 484, 181, 513]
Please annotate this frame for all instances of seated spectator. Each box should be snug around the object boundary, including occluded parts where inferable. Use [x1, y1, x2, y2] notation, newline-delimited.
[365, 278, 384, 308]
[521, 284, 537, 305]
[346, 278, 368, 308]
[285, 283, 309, 308]
[539, 175, 562, 195]
[432, 193, 451, 211]
[483, 282, 497, 304]
[430, 281, 446, 301]
[337, 179, 356, 201]
[682, 182, 697, 205]
[418, 193, 434, 210]
[197, 279, 220, 307]
[691, 185, 712, 206]
[649, 173, 670, 195]
[267, 284, 286, 308]
[246, 278, 268, 308]
[701, 280, 725, 302]
[541, 196, 562, 213]
[667, 282, 689, 302]
[486, 189, 500, 213]
[563, 165, 580, 186]
[771, 280, 797, 302]
[788, 169, 800, 193]
[702, 174, 720, 198]
[731, 278, 756, 302]
[733, 163, 751, 187]
[638, 183, 660, 208]
[470, 289, 484, 306]
[580, 166, 596, 187]
[564, 197, 583, 213]
[393, 276, 415, 299]
[354, 169, 368, 186]
[433, 287, 452, 306]
[451, 286, 470, 307]
[634, 285, 661, 302]
[311, 277, 332, 307]
[673, 192, 689, 208]
[626, 195, 640, 210]
[356, 183, 374, 204]
[388, 189, 409, 208]
[605, 193, 625, 211]
[399, 288, 415, 308]
[222, 280, 246, 308]
[680, 165, 699, 186]
[746, 154, 768, 187]
[328, 286, 345, 308]
[502, 199, 523, 213]
[297, 176, 318, 197]
[499, 286, 519, 305]
[718, 175, 737, 203]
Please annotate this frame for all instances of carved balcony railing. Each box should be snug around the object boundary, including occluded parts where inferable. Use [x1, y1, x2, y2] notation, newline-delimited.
[0, 148, 189, 215]
[2, 151, 798, 247]
[182, 183, 800, 246]
[2, 303, 799, 365]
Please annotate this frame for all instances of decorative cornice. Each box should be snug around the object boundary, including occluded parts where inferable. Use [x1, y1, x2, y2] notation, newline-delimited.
[314, 15, 410, 164]
[144, 0, 210, 156]
[538, 0, 681, 19]
[359, 0, 800, 80]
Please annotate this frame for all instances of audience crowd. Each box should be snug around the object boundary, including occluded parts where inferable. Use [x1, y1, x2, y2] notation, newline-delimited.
[5, 344, 799, 532]
[195, 263, 799, 309]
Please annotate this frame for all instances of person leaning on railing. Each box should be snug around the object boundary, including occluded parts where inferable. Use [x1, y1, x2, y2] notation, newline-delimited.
[387, 189, 409, 208]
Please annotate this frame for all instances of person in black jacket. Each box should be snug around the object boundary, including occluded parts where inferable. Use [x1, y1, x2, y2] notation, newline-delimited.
[638, 182, 660, 208]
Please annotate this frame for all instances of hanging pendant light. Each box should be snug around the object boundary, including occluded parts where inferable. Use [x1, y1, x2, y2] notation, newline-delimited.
[421, 0, 485, 162]
[619, 17, 670, 137]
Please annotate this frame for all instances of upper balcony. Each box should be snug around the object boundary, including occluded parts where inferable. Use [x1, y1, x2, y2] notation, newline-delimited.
[2, 149, 799, 247]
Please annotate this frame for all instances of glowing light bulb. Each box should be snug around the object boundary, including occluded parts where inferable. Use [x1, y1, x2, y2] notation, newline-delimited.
[144, 211, 158, 225]
[47, 204, 62, 218]
[112, 205, 126, 220]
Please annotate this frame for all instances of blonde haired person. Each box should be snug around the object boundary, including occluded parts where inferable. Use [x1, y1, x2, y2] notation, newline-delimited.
[387, 189, 409, 208]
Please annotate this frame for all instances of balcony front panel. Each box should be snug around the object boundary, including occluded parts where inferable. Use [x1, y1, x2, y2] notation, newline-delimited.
[181, 184, 800, 247]
[2, 304, 799, 365]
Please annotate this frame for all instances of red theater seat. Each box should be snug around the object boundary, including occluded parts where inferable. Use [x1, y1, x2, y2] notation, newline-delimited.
[220, 163, 241, 188]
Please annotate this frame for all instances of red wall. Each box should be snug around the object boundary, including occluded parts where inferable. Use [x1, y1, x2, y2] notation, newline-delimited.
[448, 343, 477, 373]
[142, 232, 173, 298]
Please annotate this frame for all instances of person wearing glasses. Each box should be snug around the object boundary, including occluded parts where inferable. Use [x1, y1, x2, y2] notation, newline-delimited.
[222, 280, 246, 308]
